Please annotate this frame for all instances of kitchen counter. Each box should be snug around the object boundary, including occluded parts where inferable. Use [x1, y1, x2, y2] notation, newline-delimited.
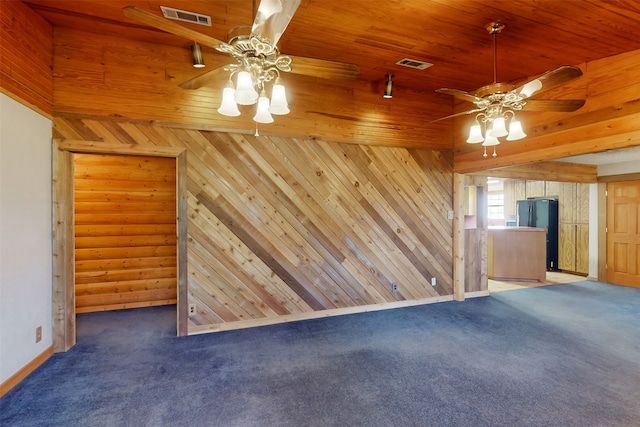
[488, 227, 547, 282]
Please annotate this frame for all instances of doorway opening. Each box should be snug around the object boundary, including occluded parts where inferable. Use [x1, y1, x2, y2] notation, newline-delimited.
[73, 153, 177, 313]
[52, 141, 187, 353]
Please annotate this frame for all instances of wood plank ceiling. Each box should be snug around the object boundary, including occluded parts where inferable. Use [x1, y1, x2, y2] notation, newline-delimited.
[24, 0, 640, 121]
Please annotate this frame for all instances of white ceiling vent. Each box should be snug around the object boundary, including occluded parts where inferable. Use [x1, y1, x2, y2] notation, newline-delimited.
[396, 58, 434, 70]
[160, 6, 211, 26]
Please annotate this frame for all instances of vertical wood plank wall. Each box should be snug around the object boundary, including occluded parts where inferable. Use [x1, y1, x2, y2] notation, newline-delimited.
[73, 154, 177, 312]
[54, 116, 455, 333]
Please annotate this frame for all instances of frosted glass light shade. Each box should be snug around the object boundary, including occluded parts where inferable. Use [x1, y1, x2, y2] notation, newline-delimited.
[489, 116, 508, 137]
[235, 71, 259, 105]
[466, 124, 484, 143]
[269, 80, 290, 115]
[506, 120, 527, 140]
[253, 92, 274, 124]
[482, 133, 500, 146]
[519, 79, 543, 98]
[217, 86, 241, 117]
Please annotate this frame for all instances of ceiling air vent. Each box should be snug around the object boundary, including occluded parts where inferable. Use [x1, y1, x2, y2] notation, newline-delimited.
[396, 58, 433, 70]
[160, 6, 211, 26]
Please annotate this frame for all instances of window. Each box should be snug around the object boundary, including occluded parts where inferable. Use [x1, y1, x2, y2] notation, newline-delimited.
[488, 193, 504, 220]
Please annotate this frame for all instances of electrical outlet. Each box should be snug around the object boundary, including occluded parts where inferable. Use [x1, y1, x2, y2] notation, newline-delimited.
[431, 277, 437, 287]
[36, 326, 42, 343]
[189, 304, 196, 316]
[391, 282, 398, 292]
[447, 210, 454, 220]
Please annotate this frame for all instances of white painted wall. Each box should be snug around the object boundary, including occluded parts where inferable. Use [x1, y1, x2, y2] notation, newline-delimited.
[0, 93, 53, 384]
[598, 160, 640, 177]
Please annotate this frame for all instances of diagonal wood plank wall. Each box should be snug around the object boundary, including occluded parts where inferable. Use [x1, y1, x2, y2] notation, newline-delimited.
[54, 116, 454, 333]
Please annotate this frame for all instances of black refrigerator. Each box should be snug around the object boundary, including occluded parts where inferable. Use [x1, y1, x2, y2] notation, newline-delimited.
[516, 198, 559, 271]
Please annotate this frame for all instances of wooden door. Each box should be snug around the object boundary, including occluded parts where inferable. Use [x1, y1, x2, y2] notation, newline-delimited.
[606, 181, 640, 287]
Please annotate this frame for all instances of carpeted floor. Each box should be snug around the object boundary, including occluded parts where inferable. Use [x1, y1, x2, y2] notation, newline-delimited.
[2, 280, 639, 426]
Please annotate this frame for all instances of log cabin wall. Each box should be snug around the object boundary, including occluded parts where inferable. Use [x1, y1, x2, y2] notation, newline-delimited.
[73, 154, 177, 313]
[0, 0, 52, 117]
[54, 116, 454, 333]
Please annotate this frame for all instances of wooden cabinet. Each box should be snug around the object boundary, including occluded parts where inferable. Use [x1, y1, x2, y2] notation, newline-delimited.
[576, 224, 590, 273]
[559, 223, 577, 271]
[501, 179, 589, 275]
[558, 183, 589, 274]
[464, 185, 477, 215]
[488, 227, 547, 281]
[526, 181, 545, 198]
[503, 179, 525, 218]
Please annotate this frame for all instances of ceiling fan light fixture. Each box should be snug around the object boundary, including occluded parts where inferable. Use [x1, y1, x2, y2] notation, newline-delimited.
[489, 116, 508, 137]
[192, 43, 205, 68]
[235, 71, 259, 105]
[383, 74, 394, 98]
[218, 82, 241, 117]
[253, 90, 275, 124]
[466, 123, 484, 143]
[482, 133, 500, 147]
[269, 78, 290, 115]
[506, 119, 527, 140]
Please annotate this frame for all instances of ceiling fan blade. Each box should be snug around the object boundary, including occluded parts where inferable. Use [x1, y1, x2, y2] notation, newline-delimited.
[515, 66, 583, 98]
[251, 0, 302, 46]
[436, 88, 484, 104]
[521, 99, 586, 112]
[432, 107, 487, 123]
[179, 66, 230, 90]
[122, 6, 228, 49]
[289, 55, 360, 81]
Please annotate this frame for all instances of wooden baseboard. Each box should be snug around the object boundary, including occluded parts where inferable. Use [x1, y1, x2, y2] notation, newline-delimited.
[76, 299, 177, 314]
[0, 346, 53, 398]
[189, 294, 455, 335]
[465, 290, 490, 298]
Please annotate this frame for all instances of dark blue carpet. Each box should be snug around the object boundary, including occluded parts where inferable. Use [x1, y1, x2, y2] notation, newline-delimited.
[2, 280, 639, 426]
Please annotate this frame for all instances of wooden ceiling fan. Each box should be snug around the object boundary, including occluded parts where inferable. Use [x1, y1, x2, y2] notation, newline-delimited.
[434, 22, 586, 156]
[122, 0, 360, 91]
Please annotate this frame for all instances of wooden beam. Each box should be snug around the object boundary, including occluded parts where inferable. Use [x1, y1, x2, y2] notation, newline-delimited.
[176, 151, 188, 337]
[470, 161, 598, 183]
[598, 172, 640, 183]
[453, 173, 465, 301]
[52, 142, 75, 352]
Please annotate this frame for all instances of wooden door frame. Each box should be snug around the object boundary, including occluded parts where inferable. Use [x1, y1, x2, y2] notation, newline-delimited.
[52, 139, 188, 353]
